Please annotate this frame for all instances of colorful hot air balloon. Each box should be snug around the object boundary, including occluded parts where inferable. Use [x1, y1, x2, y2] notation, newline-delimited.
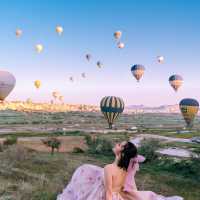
[179, 98, 199, 127]
[117, 42, 125, 49]
[114, 31, 122, 40]
[0, 71, 16, 101]
[86, 54, 91, 61]
[157, 56, 164, 64]
[34, 80, 41, 89]
[35, 44, 43, 53]
[56, 26, 63, 35]
[97, 61, 103, 68]
[169, 75, 183, 92]
[131, 64, 145, 82]
[16, 28, 22, 37]
[100, 96, 124, 129]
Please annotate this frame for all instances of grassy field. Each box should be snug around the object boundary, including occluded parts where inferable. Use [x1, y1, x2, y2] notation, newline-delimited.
[0, 110, 200, 200]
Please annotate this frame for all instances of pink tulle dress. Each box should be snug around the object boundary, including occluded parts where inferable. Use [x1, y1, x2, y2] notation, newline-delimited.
[57, 162, 183, 200]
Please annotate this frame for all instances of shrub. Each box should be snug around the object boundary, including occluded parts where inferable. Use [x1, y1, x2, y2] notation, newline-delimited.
[85, 135, 113, 156]
[138, 139, 161, 162]
[3, 136, 18, 146]
[41, 138, 61, 155]
[73, 147, 84, 153]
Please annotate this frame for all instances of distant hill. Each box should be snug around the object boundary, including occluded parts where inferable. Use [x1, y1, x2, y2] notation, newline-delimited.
[125, 104, 179, 113]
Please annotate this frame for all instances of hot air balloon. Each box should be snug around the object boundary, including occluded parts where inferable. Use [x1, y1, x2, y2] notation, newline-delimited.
[35, 44, 43, 53]
[131, 64, 145, 82]
[52, 91, 60, 100]
[100, 96, 124, 129]
[34, 80, 41, 89]
[81, 73, 86, 78]
[114, 31, 122, 40]
[86, 54, 91, 61]
[56, 26, 63, 35]
[16, 29, 22, 37]
[157, 56, 164, 64]
[179, 98, 199, 127]
[97, 61, 103, 68]
[0, 71, 16, 101]
[117, 42, 125, 49]
[59, 95, 64, 102]
[169, 75, 183, 92]
[69, 76, 74, 82]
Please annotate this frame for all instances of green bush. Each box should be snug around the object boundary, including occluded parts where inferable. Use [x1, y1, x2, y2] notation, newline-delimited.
[155, 156, 200, 181]
[41, 138, 61, 155]
[3, 136, 18, 146]
[73, 147, 84, 153]
[138, 139, 160, 162]
[85, 135, 113, 156]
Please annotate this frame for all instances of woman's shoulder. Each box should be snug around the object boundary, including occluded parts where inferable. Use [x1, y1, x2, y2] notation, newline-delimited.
[104, 164, 115, 173]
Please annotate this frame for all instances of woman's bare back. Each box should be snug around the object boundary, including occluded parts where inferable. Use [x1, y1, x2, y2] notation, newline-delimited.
[104, 163, 127, 193]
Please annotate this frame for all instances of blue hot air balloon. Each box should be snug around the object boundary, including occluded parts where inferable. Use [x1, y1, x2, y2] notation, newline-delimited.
[131, 64, 145, 82]
[169, 75, 183, 92]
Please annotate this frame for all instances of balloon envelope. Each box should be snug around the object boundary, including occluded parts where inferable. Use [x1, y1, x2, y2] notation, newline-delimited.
[117, 42, 125, 49]
[179, 98, 199, 127]
[16, 29, 22, 37]
[157, 56, 164, 64]
[52, 91, 60, 99]
[56, 26, 63, 35]
[86, 54, 91, 61]
[0, 71, 16, 101]
[100, 96, 124, 129]
[114, 31, 122, 39]
[34, 80, 41, 89]
[97, 61, 103, 68]
[131, 64, 145, 82]
[169, 75, 183, 92]
[35, 44, 43, 53]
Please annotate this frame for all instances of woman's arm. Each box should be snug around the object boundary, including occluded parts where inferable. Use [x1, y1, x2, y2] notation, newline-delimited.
[104, 165, 113, 200]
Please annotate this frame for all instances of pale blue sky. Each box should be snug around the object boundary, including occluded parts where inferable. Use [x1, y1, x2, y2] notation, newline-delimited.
[0, 0, 200, 106]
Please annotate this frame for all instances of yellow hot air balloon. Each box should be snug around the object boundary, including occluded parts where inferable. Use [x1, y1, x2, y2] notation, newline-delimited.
[16, 28, 22, 37]
[34, 80, 41, 89]
[56, 26, 63, 35]
[35, 44, 43, 53]
[114, 31, 122, 40]
[179, 98, 199, 127]
[59, 95, 64, 102]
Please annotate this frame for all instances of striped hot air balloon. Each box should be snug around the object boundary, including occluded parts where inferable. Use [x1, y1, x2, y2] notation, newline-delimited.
[131, 64, 145, 82]
[100, 96, 124, 129]
[169, 75, 183, 92]
[179, 98, 199, 127]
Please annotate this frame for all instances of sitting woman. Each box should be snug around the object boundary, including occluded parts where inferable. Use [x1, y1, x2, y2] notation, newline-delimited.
[57, 141, 183, 200]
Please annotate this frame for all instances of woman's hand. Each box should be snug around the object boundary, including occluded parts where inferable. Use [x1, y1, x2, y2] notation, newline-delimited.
[104, 165, 113, 200]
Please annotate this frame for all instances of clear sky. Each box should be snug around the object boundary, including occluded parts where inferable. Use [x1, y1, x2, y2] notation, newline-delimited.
[0, 0, 200, 106]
